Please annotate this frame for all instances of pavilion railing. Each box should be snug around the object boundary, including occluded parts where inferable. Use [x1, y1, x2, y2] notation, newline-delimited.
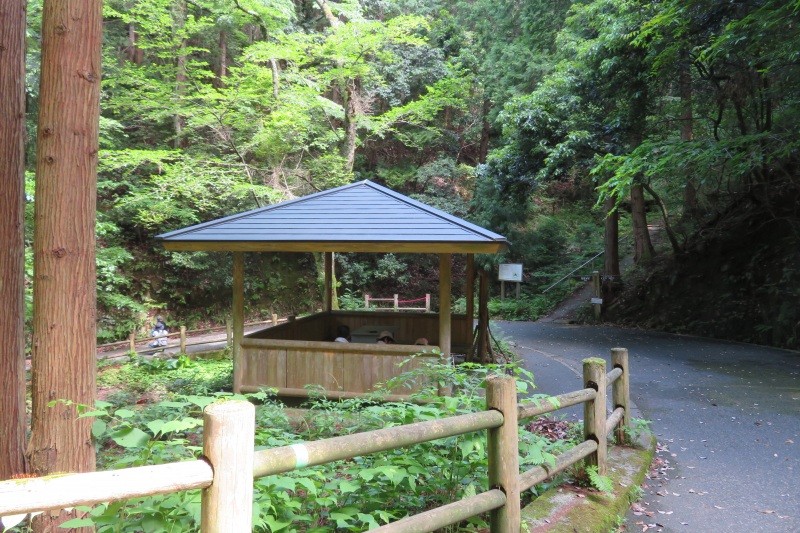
[364, 293, 431, 312]
[0, 349, 633, 532]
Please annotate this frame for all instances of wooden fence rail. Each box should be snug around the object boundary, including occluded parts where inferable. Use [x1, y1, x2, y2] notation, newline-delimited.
[97, 316, 287, 358]
[364, 293, 431, 312]
[0, 348, 633, 532]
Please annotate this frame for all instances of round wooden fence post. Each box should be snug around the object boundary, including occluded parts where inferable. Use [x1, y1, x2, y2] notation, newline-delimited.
[486, 375, 520, 532]
[611, 347, 630, 444]
[201, 400, 255, 532]
[180, 326, 187, 354]
[129, 332, 136, 352]
[583, 358, 607, 475]
[271, 313, 278, 327]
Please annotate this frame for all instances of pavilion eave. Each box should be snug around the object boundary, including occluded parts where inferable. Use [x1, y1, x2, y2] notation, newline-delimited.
[162, 240, 507, 254]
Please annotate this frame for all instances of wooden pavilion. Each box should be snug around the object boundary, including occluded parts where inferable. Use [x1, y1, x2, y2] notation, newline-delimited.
[157, 180, 507, 399]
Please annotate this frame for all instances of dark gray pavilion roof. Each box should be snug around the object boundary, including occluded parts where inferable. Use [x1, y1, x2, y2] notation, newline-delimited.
[157, 180, 507, 253]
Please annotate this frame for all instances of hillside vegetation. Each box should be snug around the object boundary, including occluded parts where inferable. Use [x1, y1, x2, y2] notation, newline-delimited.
[17, 0, 800, 349]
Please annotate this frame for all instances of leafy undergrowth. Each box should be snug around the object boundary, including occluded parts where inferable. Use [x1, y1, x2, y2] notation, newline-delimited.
[8, 357, 585, 532]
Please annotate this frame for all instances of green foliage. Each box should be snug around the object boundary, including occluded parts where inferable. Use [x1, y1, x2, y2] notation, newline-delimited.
[585, 465, 614, 494]
[620, 418, 651, 445]
[98, 356, 233, 398]
[29, 359, 573, 532]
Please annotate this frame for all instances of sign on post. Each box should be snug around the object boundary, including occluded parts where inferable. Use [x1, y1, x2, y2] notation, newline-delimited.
[498, 263, 523, 300]
[498, 263, 523, 282]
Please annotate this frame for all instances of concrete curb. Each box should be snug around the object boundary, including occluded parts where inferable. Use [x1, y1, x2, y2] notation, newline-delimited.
[521, 431, 656, 532]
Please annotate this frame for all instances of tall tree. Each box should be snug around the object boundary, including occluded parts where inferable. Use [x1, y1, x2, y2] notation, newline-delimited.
[27, 0, 102, 529]
[0, 0, 28, 480]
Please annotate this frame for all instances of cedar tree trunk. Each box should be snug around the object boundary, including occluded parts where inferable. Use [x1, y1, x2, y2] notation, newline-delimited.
[631, 183, 655, 263]
[679, 48, 697, 217]
[27, 0, 101, 530]
[603, 197, 620, 278]
[0, 0, 28, 480]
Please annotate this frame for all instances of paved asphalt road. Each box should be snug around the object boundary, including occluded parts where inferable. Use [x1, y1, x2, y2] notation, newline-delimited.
[495, 321, 800, 533]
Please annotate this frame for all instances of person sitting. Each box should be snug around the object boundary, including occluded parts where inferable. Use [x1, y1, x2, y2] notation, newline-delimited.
[334, 325, 351, 343]
[149, 316, 169, 347]
[376, 330, 395, 344]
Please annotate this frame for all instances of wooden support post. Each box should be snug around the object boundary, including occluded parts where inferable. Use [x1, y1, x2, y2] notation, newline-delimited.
[271, 313, 278, 327]
[393, 294, 399, 310]
[225, 319, 232, 347]
[129, 332, 135, 352]
[583, 358, 608, 475]
[465, 254, 475, 343]
[592, 271, 601, 319]
[438, 254, 452, 395]
[364, 294, 370, 309]
[324, 252, 333, 312]
[201, 400, 255, 532]
[180, 326, 187, 354]
[486, 375, 521, 532]
[476, 269, 490, 363]
[515, 282, 520, 299]
[232, 252, 245, 393]
[611, 347, 631, 444]
[425, 293, 431, 312]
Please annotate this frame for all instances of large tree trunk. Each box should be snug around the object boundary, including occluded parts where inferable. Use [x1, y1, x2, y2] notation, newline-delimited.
[478, 98, 491, 163]
[173, 0, 187, 147]
[603, 197, 620, 277]
[217, 29, 228, 83]
[342, 78, 361, 173]
[679, 48, 697, 218]
[27, 0, 101, 530]
[631, 183, 655, 264]
[0, 0, 28, 480]
[127, 22, 143, 64]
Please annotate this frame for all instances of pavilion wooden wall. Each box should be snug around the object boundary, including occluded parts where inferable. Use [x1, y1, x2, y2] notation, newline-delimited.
[239, 337, 438, 397]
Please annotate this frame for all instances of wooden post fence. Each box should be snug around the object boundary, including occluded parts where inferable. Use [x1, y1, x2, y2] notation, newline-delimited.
[180, 326, 187, 353]
[1, 352, 636, 532]
[486, 375, 520, 532]
[611, 347, 631, 443]
[201, 401, 255, 532]
[583, 358, 608, 475]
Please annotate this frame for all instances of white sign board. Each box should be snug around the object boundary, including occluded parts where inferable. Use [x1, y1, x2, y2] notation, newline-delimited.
[498, 263, 523, 282]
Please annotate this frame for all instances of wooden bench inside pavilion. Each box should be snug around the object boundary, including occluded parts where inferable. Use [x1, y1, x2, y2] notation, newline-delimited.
[157, 180, 507, 399]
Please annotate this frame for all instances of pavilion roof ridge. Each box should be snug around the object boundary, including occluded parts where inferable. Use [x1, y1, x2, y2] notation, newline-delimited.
[358, 180, 505, 241]
[156, 180, 366, 239]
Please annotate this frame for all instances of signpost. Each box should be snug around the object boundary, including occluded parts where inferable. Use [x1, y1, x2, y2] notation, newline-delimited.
[498, 263, 523, 300]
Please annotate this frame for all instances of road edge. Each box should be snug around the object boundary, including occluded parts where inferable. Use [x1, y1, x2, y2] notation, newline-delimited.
[521, 431, 656, 532]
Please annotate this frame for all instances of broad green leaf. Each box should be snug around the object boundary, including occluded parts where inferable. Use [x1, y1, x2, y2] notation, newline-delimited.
[58, 517, 95, 528]
[264, 515, 292, 531]
[111, 427, 150, 448]
[91, 419, 107, 439]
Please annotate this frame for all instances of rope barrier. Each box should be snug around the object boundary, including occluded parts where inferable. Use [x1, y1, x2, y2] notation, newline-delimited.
[397, 296, 427, 304]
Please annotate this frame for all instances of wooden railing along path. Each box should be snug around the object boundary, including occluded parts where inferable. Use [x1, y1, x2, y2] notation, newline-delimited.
[364, 293, 431, 312]
[0, 348, 633, 532]
[96, 316, 287, 358]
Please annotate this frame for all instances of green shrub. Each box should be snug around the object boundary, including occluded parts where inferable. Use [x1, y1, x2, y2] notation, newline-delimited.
[22, 360, 570, 532]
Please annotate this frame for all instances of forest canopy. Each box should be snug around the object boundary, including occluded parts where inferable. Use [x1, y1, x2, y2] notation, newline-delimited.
[17, 0, 800, 348]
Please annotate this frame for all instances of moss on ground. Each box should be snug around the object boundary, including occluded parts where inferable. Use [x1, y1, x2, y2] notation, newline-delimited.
[522, 432, 656, 532]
